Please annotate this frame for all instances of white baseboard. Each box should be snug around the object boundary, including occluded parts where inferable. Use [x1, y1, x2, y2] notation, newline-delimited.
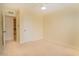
[20, 38, 43, 44]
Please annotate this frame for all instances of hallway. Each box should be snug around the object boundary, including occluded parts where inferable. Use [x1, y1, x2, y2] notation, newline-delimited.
[1, 39, 79, 56]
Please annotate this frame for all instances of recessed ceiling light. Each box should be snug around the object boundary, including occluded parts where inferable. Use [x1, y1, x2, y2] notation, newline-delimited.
[41, 6, 46, 10]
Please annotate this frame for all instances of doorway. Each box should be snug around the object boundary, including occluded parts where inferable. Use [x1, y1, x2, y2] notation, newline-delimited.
[3, 16, 17, 45]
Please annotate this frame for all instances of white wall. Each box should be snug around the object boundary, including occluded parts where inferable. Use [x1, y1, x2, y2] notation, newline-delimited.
[44, 7, 79, 49]
[20, 9, 43, 43]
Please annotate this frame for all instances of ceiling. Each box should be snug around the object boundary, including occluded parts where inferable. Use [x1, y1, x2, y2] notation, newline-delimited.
[2, 3, 79, 14]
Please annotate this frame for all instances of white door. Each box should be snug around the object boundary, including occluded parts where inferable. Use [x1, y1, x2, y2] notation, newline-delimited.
[4, 16, 14, 41]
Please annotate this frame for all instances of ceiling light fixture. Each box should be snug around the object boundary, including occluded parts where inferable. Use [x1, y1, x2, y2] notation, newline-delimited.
[41, 3, 47, 10]
[41, 6, 46, 10]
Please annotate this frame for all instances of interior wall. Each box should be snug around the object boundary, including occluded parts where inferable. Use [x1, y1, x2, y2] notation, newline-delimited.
[44, 7, 79, 49]
[2, 4, 44, 43]
[20, 9, 43, 43]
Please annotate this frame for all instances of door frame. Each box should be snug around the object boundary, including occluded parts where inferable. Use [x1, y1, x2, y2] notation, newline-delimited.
[2, 8, 20, 46]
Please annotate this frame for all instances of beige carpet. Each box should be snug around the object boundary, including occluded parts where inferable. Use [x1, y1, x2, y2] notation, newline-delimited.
[1, 39, 79, 56]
